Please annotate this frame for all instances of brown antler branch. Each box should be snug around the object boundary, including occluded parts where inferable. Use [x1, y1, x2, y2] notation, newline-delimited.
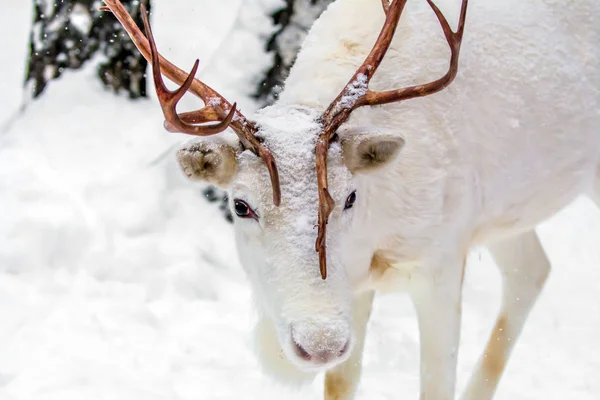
[177, 108, 221, 125]
[381, 0, 391, 14]
[100, 1, 281, 206]
[99, 3, 233, 128]
[143, 16, 237, 135]
[314, 0, 468, 279]
[360, 0, 468, 106]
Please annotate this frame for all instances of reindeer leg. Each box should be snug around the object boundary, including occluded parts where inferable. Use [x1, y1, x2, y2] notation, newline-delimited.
[325, 291, 375, 400]
[410, 255, 465, 400]
[461, 230, 550, 400]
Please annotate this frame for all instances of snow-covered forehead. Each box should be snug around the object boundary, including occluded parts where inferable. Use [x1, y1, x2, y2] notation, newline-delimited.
[255, 104, 322, 154]
[254, 105, 323, 209]
[235, 104, 350, 236]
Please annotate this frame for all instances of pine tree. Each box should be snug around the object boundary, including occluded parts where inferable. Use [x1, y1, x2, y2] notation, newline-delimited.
[25, 0, 151, 99]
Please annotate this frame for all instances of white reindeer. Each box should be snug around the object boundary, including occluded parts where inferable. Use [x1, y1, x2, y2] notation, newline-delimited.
[102, 0, 600, 398]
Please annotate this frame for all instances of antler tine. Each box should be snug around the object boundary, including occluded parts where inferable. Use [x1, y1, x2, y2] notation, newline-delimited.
[101, 2, 236, 127]
[101, 0, 281, 206]
[315, 138, 335, 280]
[315, 0, 468, 279]
[142, 12, 237, 135]
[176, 108, 220, 125]
[322, 0, 469, 127]
[360, 0, 469, 106]
[381, 0, 391, 14]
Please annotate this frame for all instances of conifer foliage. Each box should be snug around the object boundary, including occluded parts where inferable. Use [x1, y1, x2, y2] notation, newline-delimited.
[26, 0, 151, 99]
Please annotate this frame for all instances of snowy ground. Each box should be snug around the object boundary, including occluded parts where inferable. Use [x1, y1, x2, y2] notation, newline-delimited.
[0, 1, 599, 399]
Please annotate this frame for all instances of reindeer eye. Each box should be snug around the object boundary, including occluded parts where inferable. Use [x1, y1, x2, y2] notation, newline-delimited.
[234, 199, 257, 220]
[344, 191, 357, 210]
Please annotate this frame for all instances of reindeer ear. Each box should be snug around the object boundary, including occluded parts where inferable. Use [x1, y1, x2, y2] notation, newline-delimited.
[342, 133, 404, 174]
[177, 138, 239, 187]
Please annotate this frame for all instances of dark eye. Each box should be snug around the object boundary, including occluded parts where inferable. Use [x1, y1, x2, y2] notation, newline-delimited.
[234, 199, 258, 220]
[344, 191, 357, 210]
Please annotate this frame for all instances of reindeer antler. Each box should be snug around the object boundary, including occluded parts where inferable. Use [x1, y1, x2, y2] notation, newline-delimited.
[100, 0, 281, 206]
[381, 0, 391, 14]
[315, 0, 469, 279]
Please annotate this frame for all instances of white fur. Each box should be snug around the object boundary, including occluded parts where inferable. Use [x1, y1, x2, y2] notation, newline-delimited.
[180, 0, 600, 398]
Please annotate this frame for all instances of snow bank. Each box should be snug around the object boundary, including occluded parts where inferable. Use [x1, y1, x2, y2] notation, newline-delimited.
[0, 1, 599, 399]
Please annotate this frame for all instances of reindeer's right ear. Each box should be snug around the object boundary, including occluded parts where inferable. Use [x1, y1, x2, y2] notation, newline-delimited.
[341, 133, 404, 174]
[176, 138, 239, 187]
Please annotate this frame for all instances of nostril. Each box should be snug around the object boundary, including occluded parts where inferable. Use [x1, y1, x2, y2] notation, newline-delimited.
[292, 338, 312, 361]
[338, 339, 350, 357]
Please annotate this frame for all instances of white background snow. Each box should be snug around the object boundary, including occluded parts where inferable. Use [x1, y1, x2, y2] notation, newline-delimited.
[0, 1, 598, 399]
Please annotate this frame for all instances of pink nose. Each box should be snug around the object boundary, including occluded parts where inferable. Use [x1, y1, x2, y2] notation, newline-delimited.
[290, 321, 352, 365]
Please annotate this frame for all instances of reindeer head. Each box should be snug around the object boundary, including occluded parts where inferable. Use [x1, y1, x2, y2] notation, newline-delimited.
[176, 103, 406, 375]
[102, 0, 466, 375]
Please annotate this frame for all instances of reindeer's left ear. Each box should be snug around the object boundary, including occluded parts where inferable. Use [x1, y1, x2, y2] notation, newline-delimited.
[176, 138, 239, 187]
[341, 133, 405, 174]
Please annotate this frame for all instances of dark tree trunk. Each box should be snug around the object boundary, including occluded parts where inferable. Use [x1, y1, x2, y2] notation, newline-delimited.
[26, 0, 150, 99]
[255, 0, 335, 104]
[206, 0, 335, 223]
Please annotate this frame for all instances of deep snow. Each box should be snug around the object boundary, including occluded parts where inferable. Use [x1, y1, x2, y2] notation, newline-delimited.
[0, 1, 598, 399]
